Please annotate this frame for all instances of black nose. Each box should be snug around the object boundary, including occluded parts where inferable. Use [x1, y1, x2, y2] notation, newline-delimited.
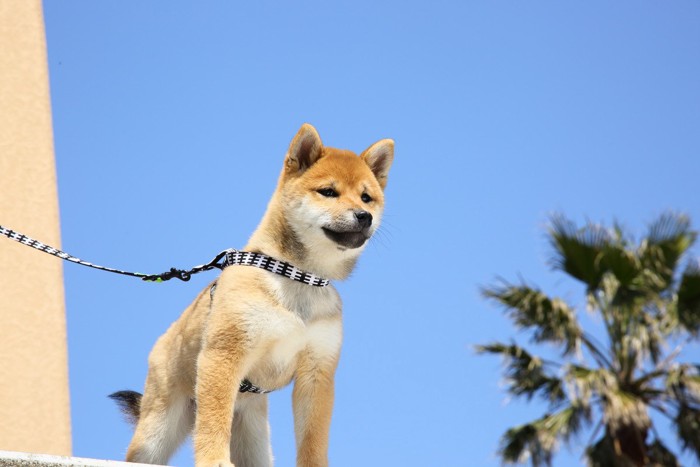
[355, 210, 372, 229]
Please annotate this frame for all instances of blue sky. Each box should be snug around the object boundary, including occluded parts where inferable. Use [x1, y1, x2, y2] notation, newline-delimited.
[41, 2, 700, 466]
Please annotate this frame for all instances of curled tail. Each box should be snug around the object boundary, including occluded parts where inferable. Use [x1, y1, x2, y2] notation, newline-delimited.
[109, 390, 142, 425]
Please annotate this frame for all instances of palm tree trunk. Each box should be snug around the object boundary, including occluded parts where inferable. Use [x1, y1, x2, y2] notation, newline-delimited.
[612, 426, 648, 467]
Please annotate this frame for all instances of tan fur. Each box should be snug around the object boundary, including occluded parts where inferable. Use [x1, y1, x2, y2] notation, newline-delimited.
[119, 124, 393, 467]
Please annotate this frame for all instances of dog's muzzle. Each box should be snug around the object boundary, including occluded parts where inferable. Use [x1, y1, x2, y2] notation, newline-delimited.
[322, 211, 373, 249]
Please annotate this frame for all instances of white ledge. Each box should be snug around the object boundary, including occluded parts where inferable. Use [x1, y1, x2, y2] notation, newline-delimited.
[0, 451, 166, 467]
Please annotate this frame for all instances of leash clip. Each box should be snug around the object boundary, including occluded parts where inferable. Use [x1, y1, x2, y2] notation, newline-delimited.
[143, 267, 191, 282]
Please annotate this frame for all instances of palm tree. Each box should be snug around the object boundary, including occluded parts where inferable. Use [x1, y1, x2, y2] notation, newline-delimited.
[477, 213, 700, 466]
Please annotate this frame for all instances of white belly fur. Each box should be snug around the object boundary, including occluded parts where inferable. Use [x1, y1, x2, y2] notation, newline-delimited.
[246, 317, 342, 390]
[245, 277, 343, 390]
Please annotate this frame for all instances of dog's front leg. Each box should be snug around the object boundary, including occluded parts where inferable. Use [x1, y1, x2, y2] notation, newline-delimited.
[194, 340, 248, 467]
[292, 351, 339, 467]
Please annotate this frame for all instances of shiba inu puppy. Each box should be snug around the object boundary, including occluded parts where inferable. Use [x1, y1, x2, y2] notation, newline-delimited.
[110, 124, 394, 467]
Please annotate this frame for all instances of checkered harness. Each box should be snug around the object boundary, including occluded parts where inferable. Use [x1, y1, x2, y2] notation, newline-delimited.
[222, 249, 330, 287]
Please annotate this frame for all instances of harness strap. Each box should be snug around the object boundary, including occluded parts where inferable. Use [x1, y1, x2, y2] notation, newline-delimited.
[222, 250, 330, 287]
[238, 379, 271, 395]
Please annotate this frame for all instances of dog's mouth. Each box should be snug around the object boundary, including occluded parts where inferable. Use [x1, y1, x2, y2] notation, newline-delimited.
[322, 227, 369, 249]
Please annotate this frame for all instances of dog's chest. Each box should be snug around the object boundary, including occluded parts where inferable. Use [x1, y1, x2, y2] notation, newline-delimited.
[249, 281, 342, 388]
[249, 317, 342, 390]
[272, 317, 340, 364]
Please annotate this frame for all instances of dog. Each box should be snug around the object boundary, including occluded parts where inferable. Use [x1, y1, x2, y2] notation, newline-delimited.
[110, 124, 394, 467]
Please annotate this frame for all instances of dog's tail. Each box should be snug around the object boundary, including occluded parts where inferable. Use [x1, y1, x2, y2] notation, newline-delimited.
[109, 390, 142, 425]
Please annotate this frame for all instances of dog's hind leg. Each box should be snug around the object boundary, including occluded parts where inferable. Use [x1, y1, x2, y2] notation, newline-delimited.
[125, 388, 194, 465]
[229, 395, 273, 467]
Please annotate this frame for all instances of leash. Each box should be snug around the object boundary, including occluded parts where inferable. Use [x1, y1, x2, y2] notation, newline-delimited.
[0, 224, 330, 286]
[0, 224, 224, 282]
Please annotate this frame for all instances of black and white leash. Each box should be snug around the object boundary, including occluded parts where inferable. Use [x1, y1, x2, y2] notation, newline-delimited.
[0, 224, 330, 287]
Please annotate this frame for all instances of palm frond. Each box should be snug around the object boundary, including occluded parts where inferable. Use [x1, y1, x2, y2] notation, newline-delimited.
[677, 260, 700, 335]
[666, 363, 700, 405]
[647, 212, 695, 256]
[565, 365, 650, 431]
[601, 245, 660, 315]
[482, 284, 581, 354]
[538, 403, 591, 444]
[500, 423, 551, 466]
[647, 438, 680, 467]
[475, 343, 566, 404]
[565, 365, 616, 407]
[499, 405, 589, 467]
[622, 312, 665, 368]
[603, 389, 651, 433]
[602, 244, 641, 289]
[549, 215, 610, 290]
[640, 212, 696, 292]
[675, 404, 700, 463]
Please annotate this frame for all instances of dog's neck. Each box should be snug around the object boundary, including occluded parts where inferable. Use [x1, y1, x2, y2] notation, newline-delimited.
[244, 196, 362, 281]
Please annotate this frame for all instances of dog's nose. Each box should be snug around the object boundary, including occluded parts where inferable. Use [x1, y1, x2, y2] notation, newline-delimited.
[354, 210, 372, 229]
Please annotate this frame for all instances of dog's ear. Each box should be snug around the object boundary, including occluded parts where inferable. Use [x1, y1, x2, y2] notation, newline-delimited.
[285, 124, 323, 175]
[361, 139, 394, 189]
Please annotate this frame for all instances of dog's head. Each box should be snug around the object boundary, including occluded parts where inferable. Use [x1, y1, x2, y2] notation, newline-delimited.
[276, 124, 393, 275]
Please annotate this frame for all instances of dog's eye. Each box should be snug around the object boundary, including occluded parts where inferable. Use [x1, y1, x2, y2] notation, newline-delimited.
[361, 193, 373, 203]
[317, 188, 338, 198]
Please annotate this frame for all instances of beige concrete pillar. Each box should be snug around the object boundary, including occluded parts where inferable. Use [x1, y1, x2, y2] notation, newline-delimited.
[0, 0, 72, 456]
